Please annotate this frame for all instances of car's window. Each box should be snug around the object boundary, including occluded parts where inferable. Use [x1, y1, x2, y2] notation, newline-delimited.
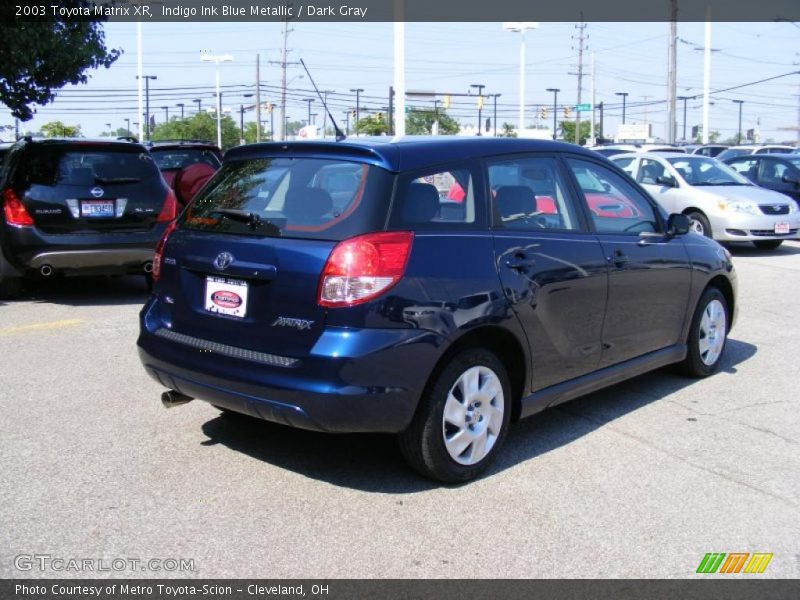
[16, 146, 160, 187]
[151, 148, 221, 170]
[666, 156, 749, 186]
[183, 157, 394, 241]
[761, 147, 792, 155]
[716, 148, 749, 161]
[390, 163, 480, 228]
[486, 156, 580, 232]
[758, 160, 792, 185]
[566, 158, 659, 235]
[612, 156, 636, 176]
[637, 158, 668, 185]
[726, 158, 759, 180]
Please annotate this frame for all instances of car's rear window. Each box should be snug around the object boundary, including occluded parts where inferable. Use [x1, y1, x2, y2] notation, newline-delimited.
[181, 157, 394, 241]
[15, 145, 160, 187]
[151, 148, 221, 170]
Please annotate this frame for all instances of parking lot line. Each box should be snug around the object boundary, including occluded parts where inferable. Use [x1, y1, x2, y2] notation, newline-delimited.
[0, 318, 83, 337]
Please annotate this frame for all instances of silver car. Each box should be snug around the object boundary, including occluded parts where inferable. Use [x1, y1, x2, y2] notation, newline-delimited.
[612, 152, 800, 250]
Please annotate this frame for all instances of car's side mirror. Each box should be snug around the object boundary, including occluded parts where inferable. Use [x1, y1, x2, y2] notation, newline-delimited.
[781, 174, 800, 187]
[656, 175, 677, 187]
[667, 213, 690, 236]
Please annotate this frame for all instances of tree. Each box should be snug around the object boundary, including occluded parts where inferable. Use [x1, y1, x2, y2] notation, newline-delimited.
[354, 115, 389, 136]
[100, 127, 134, 139]
[39, 121, 82, 138]
[405, 107, 460, 135]
[0, 2, 121, 120]
[558, 120, 597, 145]
[499, 123, 517, 138]
[149, 113, 241, 150]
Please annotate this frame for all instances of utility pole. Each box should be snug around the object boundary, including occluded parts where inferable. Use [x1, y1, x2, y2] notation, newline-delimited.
[304, 98, 314, 126]
[547, 88, 560, 140]
[678, 96, 689, 141]
[572, 16, 587, 144]
[702, 6, 712, 144]
[590, 52, 596, 145]
[733, 99, 744, 144]
[471, 84, 485, 136]
[350, 88, 364, 128]
[388, 86, 394, 136]
[273, 20, 293, 141]
[598, 101, 604, 140]
[667, 0, 678, 144]
[493, 94, 500, 137]
[255, 53, 262, 142]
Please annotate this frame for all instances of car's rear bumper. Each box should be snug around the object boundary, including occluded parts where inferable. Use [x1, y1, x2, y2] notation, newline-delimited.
[3, 223, 167, 274]
[137, 299, 443, 433]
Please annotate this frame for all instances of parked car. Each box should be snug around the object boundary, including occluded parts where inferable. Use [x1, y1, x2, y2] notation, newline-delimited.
[692, 144, 728, 158]
[138, 137, 737, 483]
[0, 137, 176, 297]
[716, 144, 795, 161]
[612, 152, 799, 249]
[147, 140, 222, 208]
[723, 154, 800, 208]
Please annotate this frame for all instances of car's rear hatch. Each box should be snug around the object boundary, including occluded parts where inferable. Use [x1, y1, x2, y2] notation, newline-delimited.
[157, 152, 394, 358]
[10, 142, 168, 233]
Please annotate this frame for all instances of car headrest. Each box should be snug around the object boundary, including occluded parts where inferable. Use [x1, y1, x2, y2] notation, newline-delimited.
[283, 187, 334, 221]
[495, 185, 536, 218]
[175, 163, 217, 206]
[404, 182, 440, 223]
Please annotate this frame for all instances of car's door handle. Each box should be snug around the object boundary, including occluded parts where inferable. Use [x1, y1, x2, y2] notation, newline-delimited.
[607, 250, 629, 267]
[505, 255, 537, 270]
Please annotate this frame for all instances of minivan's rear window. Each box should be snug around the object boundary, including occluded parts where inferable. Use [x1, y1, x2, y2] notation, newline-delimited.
[181, 157, 394, 241]
[16, 145, 160, 187]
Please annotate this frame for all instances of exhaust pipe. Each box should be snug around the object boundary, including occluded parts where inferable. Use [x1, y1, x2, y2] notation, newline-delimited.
[40, 264, 53, 277]
[143, 261, 154, 274]
[161, 390, 194, 409]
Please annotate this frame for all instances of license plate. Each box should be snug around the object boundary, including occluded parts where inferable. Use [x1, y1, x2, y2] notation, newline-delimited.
[80, 200, 114, 218]
[774, 222, 790, 234]
[205, 276, 248, 318]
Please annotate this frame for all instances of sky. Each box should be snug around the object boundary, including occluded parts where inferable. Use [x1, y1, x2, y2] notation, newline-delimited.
[3, 20, 799, 144]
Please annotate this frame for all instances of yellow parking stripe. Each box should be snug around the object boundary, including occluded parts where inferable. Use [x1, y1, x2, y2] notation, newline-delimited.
[0, 318, 83, 336]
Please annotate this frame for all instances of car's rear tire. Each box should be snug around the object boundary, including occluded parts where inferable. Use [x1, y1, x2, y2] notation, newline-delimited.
[686, 211, 712, 238]
[0, 277, 22, 299]
[752, 240, 783, 250]
[398, 348, 512, 483]
[679, 287, 728, 378]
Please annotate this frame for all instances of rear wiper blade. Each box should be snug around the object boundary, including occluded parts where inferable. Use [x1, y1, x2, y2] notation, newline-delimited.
[212, 208, 262, 225]
[95, 177, 141, 184]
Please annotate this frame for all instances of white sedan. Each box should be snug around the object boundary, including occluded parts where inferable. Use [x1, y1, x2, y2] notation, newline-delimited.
[611, 152, 800, 250]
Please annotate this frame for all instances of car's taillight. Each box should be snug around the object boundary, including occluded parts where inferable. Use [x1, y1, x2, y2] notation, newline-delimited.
[152, 221, 177, 282]
[156, 188, 178, 222]
[3, 188, 34, 226]
[318, 231, 413, 308]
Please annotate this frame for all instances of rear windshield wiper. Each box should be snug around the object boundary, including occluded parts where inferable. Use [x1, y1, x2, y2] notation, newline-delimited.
[211, 208, 281, 235]
[95, 177, 142, 184]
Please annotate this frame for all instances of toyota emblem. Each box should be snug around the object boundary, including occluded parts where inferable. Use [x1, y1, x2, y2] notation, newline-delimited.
[214, 252, 234, 271]
[90, 187, 104, 198]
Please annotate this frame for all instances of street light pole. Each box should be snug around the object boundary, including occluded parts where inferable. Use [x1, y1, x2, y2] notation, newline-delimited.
[733, 99, 744, 144]
[161, 106, 169, 123]
[615, 92, 629, 125]
[471, 84, 485, 136]
[546, 88, 560, 140]
[177, 103, 185, 120]
[137, 75, 157, 141]
[201, 51, 234, 149]
[503, 22, 539, 134]
[678, 96, 689, 141]
[304, 98, 314, 126]
[124, 118, 131, 137]
[193, 98, 202, 113]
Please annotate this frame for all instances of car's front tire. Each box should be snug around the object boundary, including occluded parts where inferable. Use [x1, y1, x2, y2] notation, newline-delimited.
[679, 287, 729, 378]
[752, 240, 783, 250]
[686, 211, 712, 238]
[398, 348, 512, 483]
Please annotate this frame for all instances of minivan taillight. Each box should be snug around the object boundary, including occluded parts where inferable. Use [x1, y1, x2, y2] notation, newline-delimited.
[3, 188, 34, 226]
[152, 221, 177, 282]
[156, 188, 178, 222]
[318, 231, 413, 308]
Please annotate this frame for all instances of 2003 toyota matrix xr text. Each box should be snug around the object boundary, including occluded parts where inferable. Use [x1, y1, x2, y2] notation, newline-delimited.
[137, 137, 737, 482]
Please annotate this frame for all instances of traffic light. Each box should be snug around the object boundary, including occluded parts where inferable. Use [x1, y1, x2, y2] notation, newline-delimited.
[563, 106, 571, 118]
[539, 106, 548, 119]
[376, 112, 384, 122]
[443, 95, 451, 109]
[266, 102, 274, 114]
[351, 110, 357, 118]
[477, 96, 484, 109]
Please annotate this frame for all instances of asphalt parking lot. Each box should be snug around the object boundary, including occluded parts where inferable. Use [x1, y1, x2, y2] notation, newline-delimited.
[1, 242, 799, 579]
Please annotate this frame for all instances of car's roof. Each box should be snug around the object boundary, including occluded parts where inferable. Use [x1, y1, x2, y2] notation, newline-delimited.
[726, 144, 794, 150]
[225, 136, 600, 172]
[148, 140, 220, 150]
[612, 151, 704, 160]
[19, 137, 147, 150]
